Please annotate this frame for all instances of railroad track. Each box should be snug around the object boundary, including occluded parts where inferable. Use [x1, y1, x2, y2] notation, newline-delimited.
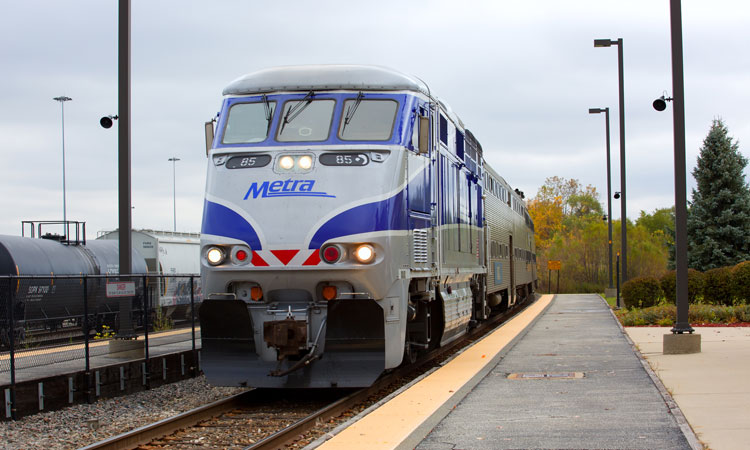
[81, 294, 537, 450]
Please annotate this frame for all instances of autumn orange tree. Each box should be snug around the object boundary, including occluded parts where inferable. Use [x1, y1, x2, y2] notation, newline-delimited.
[529, 177, 669, 292]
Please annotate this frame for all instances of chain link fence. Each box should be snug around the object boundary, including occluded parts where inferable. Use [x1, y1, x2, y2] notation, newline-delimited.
[1, 274, 201, 413]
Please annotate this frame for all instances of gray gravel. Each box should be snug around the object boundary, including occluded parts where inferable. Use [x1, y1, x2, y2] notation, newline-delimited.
[0, 376, 247, 449]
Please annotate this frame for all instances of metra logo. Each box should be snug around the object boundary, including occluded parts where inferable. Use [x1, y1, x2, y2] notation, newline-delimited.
[244, 180, 335, 199]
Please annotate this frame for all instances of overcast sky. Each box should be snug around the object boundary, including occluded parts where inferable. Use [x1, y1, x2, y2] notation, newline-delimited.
[1, 0, 748, 238]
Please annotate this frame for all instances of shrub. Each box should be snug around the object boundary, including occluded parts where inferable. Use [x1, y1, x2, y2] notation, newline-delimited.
[622, 276, 662, 309]
[660, 269, 704, 304]
[660, 271, 676, 304]
[703, 267, 733, 306]
[731, 261, 750, 303]
[734, 304, 750, 322]
[614, 303, 750, 326]
[687, 269, 705, 303]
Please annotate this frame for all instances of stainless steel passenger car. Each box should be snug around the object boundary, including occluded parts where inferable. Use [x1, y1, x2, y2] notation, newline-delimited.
[199, 65, 536, 388]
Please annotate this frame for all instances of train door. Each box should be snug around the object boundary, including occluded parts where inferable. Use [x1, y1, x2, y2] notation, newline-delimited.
[408, 108, 432, 269]
[508, 235, 515, 305]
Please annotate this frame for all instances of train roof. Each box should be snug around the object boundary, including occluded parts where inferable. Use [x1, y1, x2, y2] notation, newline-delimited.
[97, 229, 200, 245]
[223, 64, 430, 96]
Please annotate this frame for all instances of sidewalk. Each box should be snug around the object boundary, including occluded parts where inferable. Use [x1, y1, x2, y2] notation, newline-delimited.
[412, 294, 695, 450]
[626, 326, 750, 450]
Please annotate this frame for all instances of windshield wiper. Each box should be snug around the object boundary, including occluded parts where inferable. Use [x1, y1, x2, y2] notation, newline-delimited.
[262, 94, 273, 134]
[341, 92, 364, 134]
[279, 91, 314, 134]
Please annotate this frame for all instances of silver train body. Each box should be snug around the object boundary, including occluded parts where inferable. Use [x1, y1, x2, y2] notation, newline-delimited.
[199, 65, 536, 388]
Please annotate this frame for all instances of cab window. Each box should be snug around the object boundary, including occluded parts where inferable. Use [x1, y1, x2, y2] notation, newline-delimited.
[222, 101, 275, 144]
[338, 99, 398, 141]
[276, 99, 335, 142]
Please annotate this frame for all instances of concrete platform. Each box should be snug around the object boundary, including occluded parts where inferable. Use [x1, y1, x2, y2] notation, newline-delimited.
[626, 326, 750, 450]
[1, 328, 200, 386]
[313, 294, 701, 449]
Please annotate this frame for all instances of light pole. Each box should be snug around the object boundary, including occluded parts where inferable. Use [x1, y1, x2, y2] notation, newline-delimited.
[53, 95, 72, 235]
[594, 38, 628, 283]
[589, 107, 615, 297]
[168, 157, 180, 232]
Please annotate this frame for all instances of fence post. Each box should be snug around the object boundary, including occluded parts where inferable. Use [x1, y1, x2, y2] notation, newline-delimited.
[190, 275, 197, 376]
[83, 276, 90, 373]
[142, 275, 150, 388]
[7, 276, 16, 420]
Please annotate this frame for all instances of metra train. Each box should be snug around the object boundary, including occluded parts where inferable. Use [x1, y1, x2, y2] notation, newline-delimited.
[199, 65, 536, 388]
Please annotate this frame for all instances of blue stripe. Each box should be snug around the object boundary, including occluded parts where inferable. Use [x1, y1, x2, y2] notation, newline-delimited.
[201, 201, 262, 250]
[308, 190, 407, 249]
[263, 192, 336, 198]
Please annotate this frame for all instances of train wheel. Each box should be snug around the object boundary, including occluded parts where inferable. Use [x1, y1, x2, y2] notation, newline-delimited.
[404, 343, 419, 364]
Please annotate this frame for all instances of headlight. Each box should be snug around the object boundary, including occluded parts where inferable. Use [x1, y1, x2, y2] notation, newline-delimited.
[206, 246, 226, 266]
[298, 155, 313, 170]
[279, 155, 294, 170]
[354, 244, 375, 264]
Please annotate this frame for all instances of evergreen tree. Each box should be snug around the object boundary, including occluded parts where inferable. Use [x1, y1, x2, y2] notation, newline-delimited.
[687, 119, 750, 270]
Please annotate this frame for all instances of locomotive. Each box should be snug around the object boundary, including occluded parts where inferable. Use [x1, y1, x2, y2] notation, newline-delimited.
[199, 65, 536, 388]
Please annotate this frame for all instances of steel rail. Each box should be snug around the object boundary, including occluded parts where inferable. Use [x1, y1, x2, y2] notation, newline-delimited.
[78, 390, 257, 450]
[245, 293, 538, 450]
[81, 293, 537, 450]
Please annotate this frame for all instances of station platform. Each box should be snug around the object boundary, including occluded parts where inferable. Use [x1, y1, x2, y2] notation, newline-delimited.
[314, 294, 704, 450]
[1, 328, 200, 386]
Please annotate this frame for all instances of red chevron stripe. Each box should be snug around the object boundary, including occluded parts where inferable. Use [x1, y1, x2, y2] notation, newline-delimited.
[271, 249, 299, 265]
[251, 251, 269, 267]
[302, 250, 321, 266]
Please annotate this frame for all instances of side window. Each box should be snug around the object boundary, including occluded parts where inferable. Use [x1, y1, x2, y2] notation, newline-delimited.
[456, 131, 465, 160]
[411, 110, 419, 151]
[439, 114, 448, 145]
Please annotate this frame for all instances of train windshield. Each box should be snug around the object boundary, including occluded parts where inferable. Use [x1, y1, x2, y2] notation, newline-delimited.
[222, 101, 276, 144]
[277, 99, 335, 142]
[339, 99, 398, 141]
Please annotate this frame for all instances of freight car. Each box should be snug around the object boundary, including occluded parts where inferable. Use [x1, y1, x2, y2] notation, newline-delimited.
[97, 229, 202, 320]
[199, 65, 537, 388]
[0, 229, 148, 346]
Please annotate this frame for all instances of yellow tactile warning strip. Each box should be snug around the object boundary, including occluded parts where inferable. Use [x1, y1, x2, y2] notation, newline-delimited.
[317, 294, 555, 450]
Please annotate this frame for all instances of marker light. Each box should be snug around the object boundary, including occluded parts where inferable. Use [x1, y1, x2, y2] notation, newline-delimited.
[322, 285, 337, 301]
[321, 245, 341, 264]
[279, 155, 294, 170]
[298, 155, 313, 170]
[206, 247, 225, 265]
[230, 246, 251, 265]
[250, 286, 263, 301]
[354, 244, 375, 264]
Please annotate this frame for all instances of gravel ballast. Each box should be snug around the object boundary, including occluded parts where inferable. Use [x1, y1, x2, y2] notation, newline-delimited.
[0, 376, 247, 449]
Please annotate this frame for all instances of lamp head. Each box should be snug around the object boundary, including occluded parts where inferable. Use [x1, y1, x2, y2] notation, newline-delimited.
[594, 39, 613, 47]
[100, 115, 119, 129]
[653, 95, 671, 111]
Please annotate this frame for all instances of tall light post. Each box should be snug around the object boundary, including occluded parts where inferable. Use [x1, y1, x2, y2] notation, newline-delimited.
[594, 38, 628, 283]
[53, 95, 72, 235]
[589, 107, 616, 299]
[168, 157, 180, 232]
[653, 0, 699, 355]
